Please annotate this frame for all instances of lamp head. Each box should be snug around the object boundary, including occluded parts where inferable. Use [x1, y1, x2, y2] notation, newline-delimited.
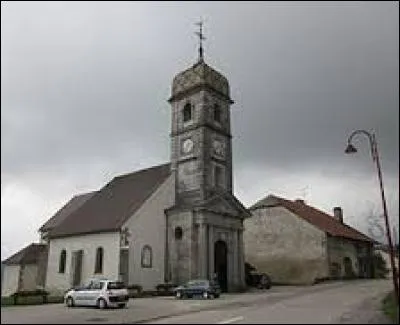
[345, 143, 358, 154]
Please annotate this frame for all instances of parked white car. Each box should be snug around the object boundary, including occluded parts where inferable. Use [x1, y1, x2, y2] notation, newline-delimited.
[64, 279, 129, 309]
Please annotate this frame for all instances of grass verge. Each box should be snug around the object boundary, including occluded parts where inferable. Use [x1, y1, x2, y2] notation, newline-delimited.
[382, 291, 399, 324]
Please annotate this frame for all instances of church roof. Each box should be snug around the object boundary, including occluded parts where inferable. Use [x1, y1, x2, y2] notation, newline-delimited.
[169, 59, 232, 103]
[250, 194, 375, 243]
[48, 163, 171, 238]
[3, 243, 48, 265]
[39, 192, 95, 232]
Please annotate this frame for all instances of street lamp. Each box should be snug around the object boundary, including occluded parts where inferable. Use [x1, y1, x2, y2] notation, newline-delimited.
[345, 129, 399, 304]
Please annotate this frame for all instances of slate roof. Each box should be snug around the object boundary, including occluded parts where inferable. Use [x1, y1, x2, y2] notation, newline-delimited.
[48, 163, 171, 238]
[250, 194, 375, 243]
[3, 243, 48, 265]
[39, 192, 95, 232]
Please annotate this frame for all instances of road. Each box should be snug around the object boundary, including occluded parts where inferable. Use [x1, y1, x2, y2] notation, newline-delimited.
[0, 280, 393, 324]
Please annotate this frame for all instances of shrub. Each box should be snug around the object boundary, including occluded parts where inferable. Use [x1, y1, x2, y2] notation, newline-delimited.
[372, 253, 389, 279]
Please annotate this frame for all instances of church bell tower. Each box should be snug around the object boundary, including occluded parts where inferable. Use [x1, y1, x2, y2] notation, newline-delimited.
[165, 22, 250, 292]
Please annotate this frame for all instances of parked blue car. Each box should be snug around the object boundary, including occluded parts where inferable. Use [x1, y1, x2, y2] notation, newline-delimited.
[174, 279, 221, 299]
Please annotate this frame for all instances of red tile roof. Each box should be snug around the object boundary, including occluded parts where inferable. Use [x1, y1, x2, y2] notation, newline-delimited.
[250, 194, 374, 243]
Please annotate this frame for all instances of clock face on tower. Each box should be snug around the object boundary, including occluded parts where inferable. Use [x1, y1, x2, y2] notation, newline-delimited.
[182, 138, 194, 154]
[212, 140, 225, 157]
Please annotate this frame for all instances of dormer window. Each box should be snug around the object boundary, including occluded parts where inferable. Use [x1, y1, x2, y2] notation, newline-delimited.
[183, 103, 192, 122]
[214, 104, 221, 123]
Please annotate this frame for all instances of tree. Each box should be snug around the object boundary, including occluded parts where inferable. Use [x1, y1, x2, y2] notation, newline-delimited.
[372, 252, 389, 279]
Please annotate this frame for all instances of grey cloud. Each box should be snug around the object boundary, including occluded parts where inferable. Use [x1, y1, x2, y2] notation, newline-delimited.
[1, 1, 398, 257]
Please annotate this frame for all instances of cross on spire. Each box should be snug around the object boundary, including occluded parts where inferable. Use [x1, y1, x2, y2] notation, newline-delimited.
[195, 19, 206, 62]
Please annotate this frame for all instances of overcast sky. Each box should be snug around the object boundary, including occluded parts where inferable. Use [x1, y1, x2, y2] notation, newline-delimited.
[1, 1, 399, 259]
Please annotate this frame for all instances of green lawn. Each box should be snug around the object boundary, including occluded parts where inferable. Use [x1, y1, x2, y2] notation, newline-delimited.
[382, 291, 399, 324]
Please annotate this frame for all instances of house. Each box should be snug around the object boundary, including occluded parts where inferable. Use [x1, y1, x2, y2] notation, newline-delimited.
[244, 195, 375, 285]
[2, 45, 250, 296]
[1, 243, 48, 296]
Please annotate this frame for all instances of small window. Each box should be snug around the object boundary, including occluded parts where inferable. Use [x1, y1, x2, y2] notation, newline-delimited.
[141, 245, 152, 268]
[215, 165, 223, 188]
[214, 104, 221, 123]
[183, 103, 192, 122]
[59, 250, 67, 273]
[95, 247, 104, 274]
[89, 281, 104, 290]
[174, 227, 183, 240]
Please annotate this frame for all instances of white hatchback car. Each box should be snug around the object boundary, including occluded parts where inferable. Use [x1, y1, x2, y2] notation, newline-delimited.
[64, 279, 129, 309]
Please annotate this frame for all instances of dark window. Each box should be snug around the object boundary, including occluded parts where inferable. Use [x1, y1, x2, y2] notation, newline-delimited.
[183, 103, 192, 122]
[59, 249, 66, 273]
[174, 227, 183, 240]
[107, 281, 126, 290]
[141, 245, 152, 268]
[88, 281, 104, 290]
[215, 165, 222, 187]
[214, 104, 221, 123]
[95, 247, 104, 274]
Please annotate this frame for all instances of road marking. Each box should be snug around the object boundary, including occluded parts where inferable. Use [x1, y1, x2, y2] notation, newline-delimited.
[217, 316, 244, 324]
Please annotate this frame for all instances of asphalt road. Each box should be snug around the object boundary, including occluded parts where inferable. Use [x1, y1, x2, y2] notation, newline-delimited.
[0, 280, 393, 324]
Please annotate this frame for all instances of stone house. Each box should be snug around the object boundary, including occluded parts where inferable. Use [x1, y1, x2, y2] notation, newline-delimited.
[244, 195, 375, 285]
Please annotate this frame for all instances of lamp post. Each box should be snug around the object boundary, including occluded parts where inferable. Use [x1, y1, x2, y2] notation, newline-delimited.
[345, 129, 399, 304]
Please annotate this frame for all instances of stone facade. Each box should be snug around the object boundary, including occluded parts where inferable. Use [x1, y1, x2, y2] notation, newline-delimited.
[167, 59, 248, 291]
[244, 206, 329, 285]
[1, 265, 20, 296]
[244, 204, 374, 285]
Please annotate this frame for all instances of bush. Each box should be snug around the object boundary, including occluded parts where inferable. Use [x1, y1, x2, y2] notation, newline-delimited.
[382, 291, 399, 323]
[372, 253, 389, 279]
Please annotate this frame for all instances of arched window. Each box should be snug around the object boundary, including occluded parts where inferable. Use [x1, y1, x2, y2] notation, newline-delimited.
[214, 104, 221, 123]
[141, 245, 152, 268]
[59, 249, 66, 273]
[183, 103, 192, 122]
[94, 247, 104, 274]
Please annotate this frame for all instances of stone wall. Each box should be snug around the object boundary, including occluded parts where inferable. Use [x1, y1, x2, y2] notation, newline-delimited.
[244, 206, 329, 285]
[1, 265, 20, 296]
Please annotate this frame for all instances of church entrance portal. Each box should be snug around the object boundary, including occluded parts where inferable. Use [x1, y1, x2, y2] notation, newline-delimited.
[214, 240, 228, 292]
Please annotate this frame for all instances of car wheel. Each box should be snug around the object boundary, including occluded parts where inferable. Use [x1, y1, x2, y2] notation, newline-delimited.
[97, 298, 107, 309]
[202, 291, 209, 299]
[176, 291, 182, 299]
[118, 303, 126, 309]
[66, 297, 74, 307]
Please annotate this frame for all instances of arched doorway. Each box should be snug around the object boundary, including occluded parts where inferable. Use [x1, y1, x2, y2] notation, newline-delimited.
[214, 240, 228, 292]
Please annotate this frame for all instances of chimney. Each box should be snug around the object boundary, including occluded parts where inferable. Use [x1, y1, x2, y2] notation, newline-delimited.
[333, 207, 343, 223]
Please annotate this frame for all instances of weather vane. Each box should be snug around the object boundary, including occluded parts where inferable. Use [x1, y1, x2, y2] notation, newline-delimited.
[195, 19, 206, 61]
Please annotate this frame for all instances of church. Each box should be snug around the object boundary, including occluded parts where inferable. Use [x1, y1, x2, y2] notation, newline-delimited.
[2, 28, 250, 296]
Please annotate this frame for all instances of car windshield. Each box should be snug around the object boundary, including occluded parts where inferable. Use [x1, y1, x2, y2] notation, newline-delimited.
[107, 281, 126, 289]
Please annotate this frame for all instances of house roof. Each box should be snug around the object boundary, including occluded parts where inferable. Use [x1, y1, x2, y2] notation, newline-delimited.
[48, 163, 171, 238]
[250, 194, 375, 243]
[3, 243, 48, 265]
[39, 192, 95, 232]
